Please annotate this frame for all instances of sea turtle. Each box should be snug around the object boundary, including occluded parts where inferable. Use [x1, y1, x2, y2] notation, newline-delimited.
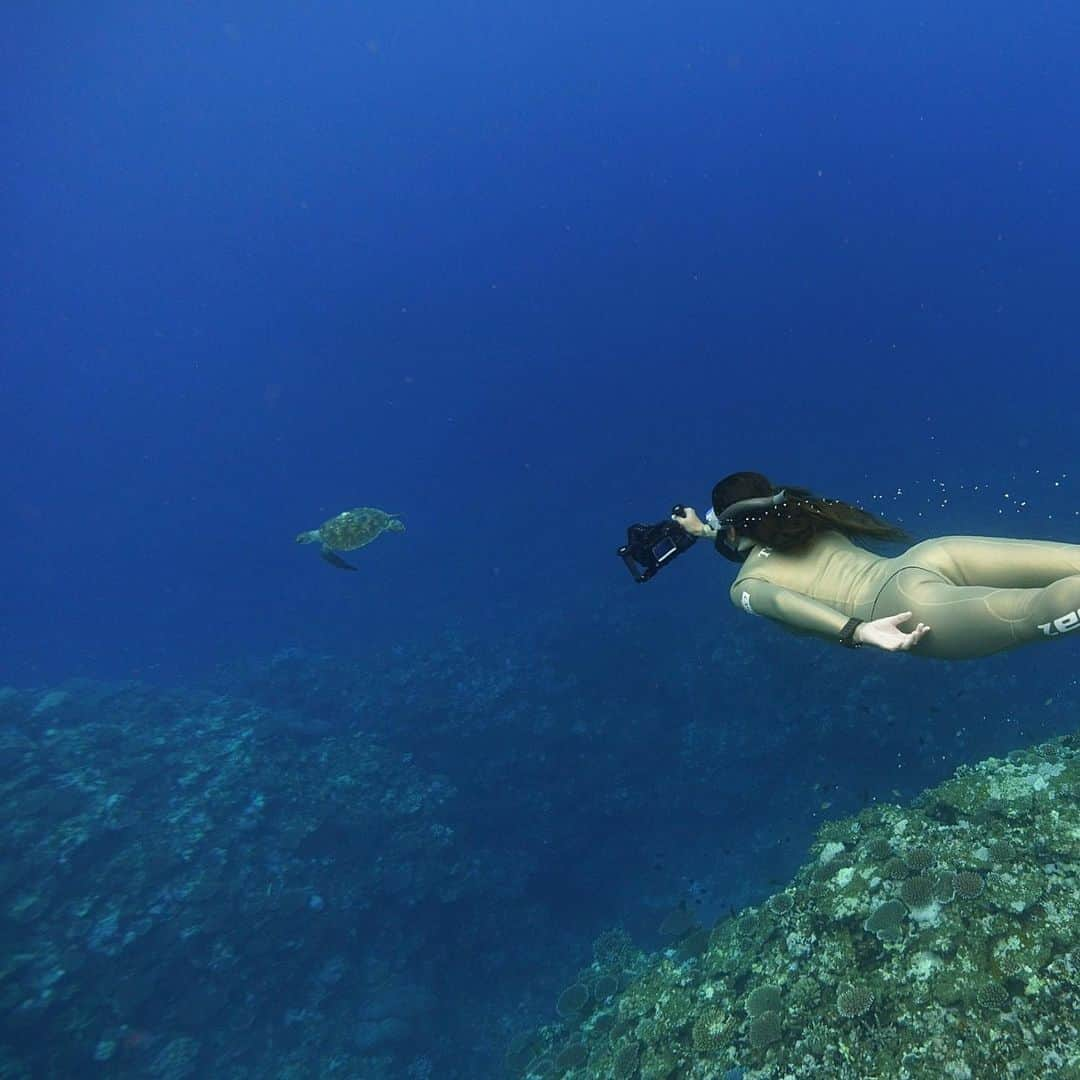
[296, 507, 405, 570]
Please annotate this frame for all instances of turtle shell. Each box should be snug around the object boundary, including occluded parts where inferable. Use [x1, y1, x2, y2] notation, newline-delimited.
[319, 508, 403, 551]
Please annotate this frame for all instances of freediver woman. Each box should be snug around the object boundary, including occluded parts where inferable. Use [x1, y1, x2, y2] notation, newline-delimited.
[673, 471, 1080, 660]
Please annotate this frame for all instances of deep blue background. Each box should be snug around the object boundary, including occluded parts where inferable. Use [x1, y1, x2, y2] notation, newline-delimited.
[3, 0, 1080, 681]
[5, 4, 1080, 1074]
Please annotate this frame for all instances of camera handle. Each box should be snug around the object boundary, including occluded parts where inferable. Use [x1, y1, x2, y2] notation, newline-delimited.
[617, 545, 649, 583]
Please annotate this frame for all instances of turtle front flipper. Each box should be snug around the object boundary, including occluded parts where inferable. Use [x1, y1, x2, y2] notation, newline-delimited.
[321, 546, 358, 571]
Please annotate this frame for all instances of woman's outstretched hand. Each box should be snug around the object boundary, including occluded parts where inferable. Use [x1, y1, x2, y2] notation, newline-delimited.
[856, 612, 931, 651]
[672, 506, 709, 537]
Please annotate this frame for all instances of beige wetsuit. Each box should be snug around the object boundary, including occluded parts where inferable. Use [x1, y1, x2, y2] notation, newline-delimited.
[729, 531, 1080, 660]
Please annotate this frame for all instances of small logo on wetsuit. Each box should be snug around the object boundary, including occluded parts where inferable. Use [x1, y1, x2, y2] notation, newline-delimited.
[1039, 610, 1080, 637]
[741, 590, 756, 616]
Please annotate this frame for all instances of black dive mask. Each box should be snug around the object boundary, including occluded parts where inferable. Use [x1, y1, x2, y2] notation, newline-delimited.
[707, 490, 788, 563]
[713, 532, 750, 563]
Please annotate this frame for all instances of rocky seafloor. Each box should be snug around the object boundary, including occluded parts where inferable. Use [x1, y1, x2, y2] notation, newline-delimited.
[509, 732, 1080, 1079]
[1, 629, 1071, 1079]
[0, 680, 471, 1078]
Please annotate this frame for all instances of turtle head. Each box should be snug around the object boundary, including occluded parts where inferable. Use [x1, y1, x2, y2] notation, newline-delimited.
[388, 518, 405, 533]
[295, 530, 319, 545]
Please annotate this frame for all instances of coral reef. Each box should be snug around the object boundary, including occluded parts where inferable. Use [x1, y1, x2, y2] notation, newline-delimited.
[0, 680, 473, 1077]
[507, 732, 1080, 1078]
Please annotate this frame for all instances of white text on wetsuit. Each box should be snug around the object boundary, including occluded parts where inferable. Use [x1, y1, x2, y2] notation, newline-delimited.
[1039, 609, 1080, 637]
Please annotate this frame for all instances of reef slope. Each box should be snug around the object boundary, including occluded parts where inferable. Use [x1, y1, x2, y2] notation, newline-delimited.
[510, 731, 1080, 1079]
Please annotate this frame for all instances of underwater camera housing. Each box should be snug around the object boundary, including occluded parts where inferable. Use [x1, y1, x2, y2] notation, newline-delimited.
[618, 505, 698, 582]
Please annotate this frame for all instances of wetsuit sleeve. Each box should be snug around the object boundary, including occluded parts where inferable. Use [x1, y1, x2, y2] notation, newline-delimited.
[730, 577, 852, 641]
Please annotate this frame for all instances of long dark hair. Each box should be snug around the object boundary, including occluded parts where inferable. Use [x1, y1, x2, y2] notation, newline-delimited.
[711, 471, 909, 552]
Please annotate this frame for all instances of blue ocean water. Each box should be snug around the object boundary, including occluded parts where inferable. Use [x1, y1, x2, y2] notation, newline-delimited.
[3, 2, 1080, 1076]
